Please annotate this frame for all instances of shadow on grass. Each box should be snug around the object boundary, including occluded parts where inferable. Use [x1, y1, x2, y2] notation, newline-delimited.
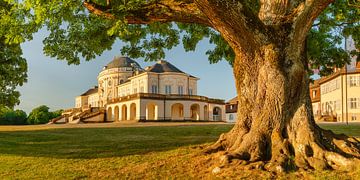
[0, 125, 233, 159]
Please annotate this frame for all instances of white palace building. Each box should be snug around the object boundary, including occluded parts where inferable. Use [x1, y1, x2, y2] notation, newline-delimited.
[55, 56, 225, 123]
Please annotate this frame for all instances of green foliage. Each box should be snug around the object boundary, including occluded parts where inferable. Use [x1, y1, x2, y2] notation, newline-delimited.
[308, 0, 360, 75]
[27, 105, 62, 125]
[0, 107, 27, 125]
[19, 0, 357, 76]
[0, 0, 39, 108]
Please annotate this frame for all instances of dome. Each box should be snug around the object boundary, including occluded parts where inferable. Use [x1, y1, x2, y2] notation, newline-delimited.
[104, 56, 141, 69]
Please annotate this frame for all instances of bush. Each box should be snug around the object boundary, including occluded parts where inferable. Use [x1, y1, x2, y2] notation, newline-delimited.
[27, 105, 63, 125]
[0, 107, 27, 125]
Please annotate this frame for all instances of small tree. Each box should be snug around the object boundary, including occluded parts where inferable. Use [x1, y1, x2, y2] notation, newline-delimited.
[27, 105, 52, 125]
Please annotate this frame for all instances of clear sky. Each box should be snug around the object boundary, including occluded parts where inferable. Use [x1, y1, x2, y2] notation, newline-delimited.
[16, 28, 236, 113]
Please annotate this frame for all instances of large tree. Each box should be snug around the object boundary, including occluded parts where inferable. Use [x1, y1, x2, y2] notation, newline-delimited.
[7, 0, 360, 171]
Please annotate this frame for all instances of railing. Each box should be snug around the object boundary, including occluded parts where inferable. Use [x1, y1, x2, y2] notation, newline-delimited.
[107, 93, 225, 104]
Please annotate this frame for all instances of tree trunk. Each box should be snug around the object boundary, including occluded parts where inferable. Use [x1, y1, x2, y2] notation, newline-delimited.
[205, 41, 360, 172]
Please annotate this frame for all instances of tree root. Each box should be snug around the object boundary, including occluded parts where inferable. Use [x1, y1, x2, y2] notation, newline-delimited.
[204, 126, 360, 173]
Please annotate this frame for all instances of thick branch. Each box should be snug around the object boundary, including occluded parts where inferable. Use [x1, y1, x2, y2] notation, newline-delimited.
[193, 0, 269, 54]
[292, 0, 335, 45]
[83, 0, 212, 27]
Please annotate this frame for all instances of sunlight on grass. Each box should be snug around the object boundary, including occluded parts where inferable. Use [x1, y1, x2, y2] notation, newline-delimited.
[0, 123, 359, 179]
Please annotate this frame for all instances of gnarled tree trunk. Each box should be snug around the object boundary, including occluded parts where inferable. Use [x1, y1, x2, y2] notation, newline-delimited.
[205, 30, 360, 171]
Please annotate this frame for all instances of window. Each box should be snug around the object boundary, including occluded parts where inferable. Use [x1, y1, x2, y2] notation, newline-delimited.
[351, 114, 357, 121]
[178, 86, 183, 95]
[349, 76, 360, 87]
[140, 86, 144, 93]
[108, 80, 112, 86]
[348, 98, 357, 109]
[312, 90, 317, 98]
[151, 85, 158, 94]
[133, 88, 137, 94]
[165, 85, 172, 94]
[189, 89, 193, 95]
[229, 114, 234, 121]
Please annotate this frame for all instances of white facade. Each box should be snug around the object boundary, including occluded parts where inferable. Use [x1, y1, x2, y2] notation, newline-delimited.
[74, 57, 225, 122]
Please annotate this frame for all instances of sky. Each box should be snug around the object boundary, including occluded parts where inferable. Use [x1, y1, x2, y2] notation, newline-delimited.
[16, 28, 236, 113]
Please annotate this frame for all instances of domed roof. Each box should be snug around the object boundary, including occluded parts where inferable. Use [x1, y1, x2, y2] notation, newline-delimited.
[104, 56, 141, 69]
[145, 60, 184, 73]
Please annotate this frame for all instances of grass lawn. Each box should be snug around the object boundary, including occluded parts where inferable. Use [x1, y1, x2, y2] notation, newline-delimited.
[0, 123, 359, 179]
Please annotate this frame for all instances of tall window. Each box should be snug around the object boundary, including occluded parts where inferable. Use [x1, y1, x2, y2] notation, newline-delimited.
[140, 86, 144, 93]
[165, 85, 172, 94]
[133, 88, 137, 94]
[178, 86, 183, 95]
[189, 89, 193, 95]
[348, 98, 357, 109]
[151, 85, 158, 94]
[312, 90, 317, 98]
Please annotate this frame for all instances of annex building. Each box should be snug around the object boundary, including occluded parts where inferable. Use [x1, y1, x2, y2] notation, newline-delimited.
[310, 62, 360, 122]
[55, 56, 225, 123]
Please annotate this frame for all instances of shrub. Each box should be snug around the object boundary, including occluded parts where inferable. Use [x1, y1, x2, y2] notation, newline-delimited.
[0, 107, 27, 125]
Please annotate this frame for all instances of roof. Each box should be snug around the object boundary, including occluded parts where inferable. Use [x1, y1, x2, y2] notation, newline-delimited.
[227, 96, 238, 104]
[80, 86, 98, 96]
[104, 56, 140, 70]
[146, 60, 184, 73]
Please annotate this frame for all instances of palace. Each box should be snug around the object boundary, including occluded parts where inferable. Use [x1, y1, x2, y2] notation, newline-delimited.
[54, 56, 225, 123]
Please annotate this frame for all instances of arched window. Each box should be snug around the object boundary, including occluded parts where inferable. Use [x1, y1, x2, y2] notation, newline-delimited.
[229, 114, 234, 121]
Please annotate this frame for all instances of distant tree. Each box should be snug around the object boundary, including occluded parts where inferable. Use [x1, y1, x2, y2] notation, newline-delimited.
[27, 106, 63, 124]
[27, 105, 52, 124]
[0, 107, 27, 125]
[51, 109, 64, 119]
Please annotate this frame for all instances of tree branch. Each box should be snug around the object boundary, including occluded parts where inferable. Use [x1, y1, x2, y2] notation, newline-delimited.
[83, 0, 212, 27]
[292, 0, 335, 45]
[193, 0, 269, 54]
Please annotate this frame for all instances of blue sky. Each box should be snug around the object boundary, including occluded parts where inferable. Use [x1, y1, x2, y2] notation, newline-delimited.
[16, 28, 236, 113]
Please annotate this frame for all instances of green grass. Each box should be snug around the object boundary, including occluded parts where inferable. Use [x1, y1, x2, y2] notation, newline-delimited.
[319, 123, 360, 137]
[0, 123, 359, 179]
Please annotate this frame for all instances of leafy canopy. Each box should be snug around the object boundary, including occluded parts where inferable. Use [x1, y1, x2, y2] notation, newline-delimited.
[1, 0, 359, 106]
[17, 0, 359, 68]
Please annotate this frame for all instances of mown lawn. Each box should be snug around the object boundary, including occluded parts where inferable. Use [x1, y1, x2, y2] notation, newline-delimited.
[0, 123, 359, 179]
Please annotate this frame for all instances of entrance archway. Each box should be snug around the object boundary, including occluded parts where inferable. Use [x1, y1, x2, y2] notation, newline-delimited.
[114, 106, 119, 122]
[171, 103, 184, 120]
[213, 107, 222, 121]
[190, 104, 200, 120]
[146, 103, 158, 120]
[107, 107, 113, 122]
[130, 103, 136, 120]
[121, 105, 127, 121]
